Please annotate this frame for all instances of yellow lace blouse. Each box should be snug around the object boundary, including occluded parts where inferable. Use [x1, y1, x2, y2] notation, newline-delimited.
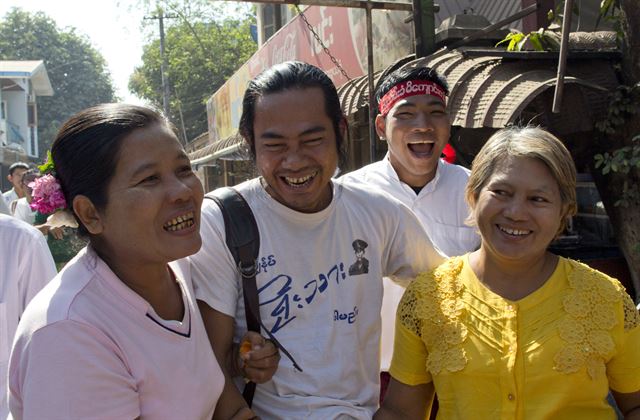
[390, 255, 640, 420]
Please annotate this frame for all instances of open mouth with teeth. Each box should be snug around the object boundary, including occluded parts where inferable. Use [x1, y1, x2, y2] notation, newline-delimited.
[163, 212, 195, 232]
[497, 225, 532, 237]
[407, 141, 435, 157]
[282, 170, 318, 188]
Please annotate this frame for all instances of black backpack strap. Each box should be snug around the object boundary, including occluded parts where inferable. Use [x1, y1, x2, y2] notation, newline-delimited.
[206, 187, 260, 405]
[207, 187, 261, 333]
[205, 187, 302, 407]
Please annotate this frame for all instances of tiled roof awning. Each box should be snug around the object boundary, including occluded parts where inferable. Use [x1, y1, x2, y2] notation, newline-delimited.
[189, 132, 250, 165]
[337, 47, 618, 129]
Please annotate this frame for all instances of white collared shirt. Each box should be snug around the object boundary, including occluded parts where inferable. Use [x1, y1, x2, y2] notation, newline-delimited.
[341, 155, 480, 257]
[1, 215, 56, 418]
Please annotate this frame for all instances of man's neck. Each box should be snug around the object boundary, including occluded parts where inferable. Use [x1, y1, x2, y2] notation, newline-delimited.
[388, 158, 437, 189]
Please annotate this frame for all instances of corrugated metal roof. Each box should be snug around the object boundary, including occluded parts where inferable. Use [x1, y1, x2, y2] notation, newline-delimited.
[189, 132, 250, 164]
[337, 46, 618, 130]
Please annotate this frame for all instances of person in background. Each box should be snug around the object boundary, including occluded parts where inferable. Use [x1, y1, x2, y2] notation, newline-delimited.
[190, 61, 444, 419]
[0, 214, 57, 419]
[375, 126, 640, 419]
[340, 66, 480, 399]
[2, 162, 29, 208]
[8, 104, 250, 419]
[0, 194, 10, 215]
[11, 169, 38, 224]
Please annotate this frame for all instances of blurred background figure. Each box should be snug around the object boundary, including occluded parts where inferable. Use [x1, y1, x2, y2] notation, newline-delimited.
[2, 162, 29, 210]
[0, 214, 57, 418]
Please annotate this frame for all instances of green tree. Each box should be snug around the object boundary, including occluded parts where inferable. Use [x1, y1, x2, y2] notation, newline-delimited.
[129, 2, 256, 142]
[589, 0, 640, 299]
[0, 8, 116, 157]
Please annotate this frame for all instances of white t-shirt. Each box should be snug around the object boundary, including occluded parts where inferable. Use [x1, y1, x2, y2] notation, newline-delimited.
[0, 196, 10, 215]
[190, 177, 444, 420]
[0, 215, 56, 419]
[11, 198, 35, 225]
[8, 247, 223, 420]
[2, 189, 18, 208]
[341, 156, 481, 371]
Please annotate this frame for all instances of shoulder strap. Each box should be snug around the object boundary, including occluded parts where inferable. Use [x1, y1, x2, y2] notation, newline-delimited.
[205, 187, 261, 406]
[204, 187, 303, 379]
[206, 187, 261, 334]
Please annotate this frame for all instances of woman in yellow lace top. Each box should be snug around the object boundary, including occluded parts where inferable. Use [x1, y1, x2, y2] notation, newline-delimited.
[375, 127, 640, 419]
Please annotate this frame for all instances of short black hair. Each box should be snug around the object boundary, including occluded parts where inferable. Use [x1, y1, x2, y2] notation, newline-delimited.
[51, 103, 169, 235]
[374, 66, 449, 113]
[238, 61, 346, 164]
[8, 162, 29, 176]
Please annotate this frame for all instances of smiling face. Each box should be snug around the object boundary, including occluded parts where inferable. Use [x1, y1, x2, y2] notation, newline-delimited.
[253, 87, 339, 213]
[473, 156, 565, 265]
[94, 123, 204, 267]
[9, 167, 27, 191]
[377, 93, 450, 187]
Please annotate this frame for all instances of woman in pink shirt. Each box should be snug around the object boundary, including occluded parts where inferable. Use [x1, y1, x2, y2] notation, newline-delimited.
[8, 104, 260, 419]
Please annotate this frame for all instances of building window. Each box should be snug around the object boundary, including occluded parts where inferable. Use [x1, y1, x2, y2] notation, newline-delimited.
[30, 126, 37, 156]
[28, 102, 37, 126]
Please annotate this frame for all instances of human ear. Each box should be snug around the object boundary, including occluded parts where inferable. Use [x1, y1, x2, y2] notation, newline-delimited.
[339, 117, 348, 140]
[73, 195, 104, 235]
[375, 115, 387, 140]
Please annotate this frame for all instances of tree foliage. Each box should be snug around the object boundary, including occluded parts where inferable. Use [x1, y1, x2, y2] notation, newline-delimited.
[589, 0, 640, 298]
[128, 1, 257, 143]
[0, 8, 116, 157]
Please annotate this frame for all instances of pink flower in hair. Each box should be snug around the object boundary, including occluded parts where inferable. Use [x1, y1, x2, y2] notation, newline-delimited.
[29, 174, 67, 214]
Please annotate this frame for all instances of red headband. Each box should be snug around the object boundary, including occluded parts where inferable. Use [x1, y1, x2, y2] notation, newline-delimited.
[378, 80, 446, 116]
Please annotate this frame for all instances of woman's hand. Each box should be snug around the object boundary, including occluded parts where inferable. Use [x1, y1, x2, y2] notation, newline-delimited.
[238, 331, 280, 384]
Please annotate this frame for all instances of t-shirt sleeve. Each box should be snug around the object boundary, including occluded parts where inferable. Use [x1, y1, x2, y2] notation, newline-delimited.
[606, 290, 640, 393]
[9, 320, 139, 419]
[188, 199, 241, 316]
[389, 316, 432, 386]
[18, 231, 57, 312]
[384, 203, 445, 284]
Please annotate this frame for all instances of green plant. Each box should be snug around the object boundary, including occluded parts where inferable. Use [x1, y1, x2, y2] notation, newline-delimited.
[594, 84, 640, 208]
[495, 28, 560, 51]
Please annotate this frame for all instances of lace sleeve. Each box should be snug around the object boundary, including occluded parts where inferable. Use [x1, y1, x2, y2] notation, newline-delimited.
[621, 290, 640, 331]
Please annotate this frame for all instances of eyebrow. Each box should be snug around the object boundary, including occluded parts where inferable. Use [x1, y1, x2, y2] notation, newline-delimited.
[130, 151, 189, 179]
[490, 180, 555, 193]
[260, 125, 327, 139]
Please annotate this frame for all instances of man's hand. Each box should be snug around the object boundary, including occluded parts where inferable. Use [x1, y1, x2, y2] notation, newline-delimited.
[238, 331, 280, 384]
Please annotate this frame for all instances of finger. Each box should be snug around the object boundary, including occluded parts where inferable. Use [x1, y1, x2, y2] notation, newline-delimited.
[245, 331, 266, 347]
[243, 365, 276, 384]
[246, 347, 280, 364]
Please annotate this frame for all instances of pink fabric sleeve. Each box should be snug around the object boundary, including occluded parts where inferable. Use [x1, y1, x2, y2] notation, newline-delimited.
[10, 320, 139, 419]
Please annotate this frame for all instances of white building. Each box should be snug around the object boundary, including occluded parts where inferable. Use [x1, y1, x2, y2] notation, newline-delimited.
[0, 60, 53, 158]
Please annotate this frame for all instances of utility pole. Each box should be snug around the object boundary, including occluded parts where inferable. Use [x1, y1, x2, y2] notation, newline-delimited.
[144, 9, 177, 118]
[412, 0, 437, 58]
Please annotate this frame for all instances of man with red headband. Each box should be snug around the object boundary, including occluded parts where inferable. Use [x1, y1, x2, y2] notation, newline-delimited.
[341, 66, 480, 400]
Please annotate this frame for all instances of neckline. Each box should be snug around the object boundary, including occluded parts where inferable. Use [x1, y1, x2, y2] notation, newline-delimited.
[462, 254, 565, 308]
[256, 177, 338, 223]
